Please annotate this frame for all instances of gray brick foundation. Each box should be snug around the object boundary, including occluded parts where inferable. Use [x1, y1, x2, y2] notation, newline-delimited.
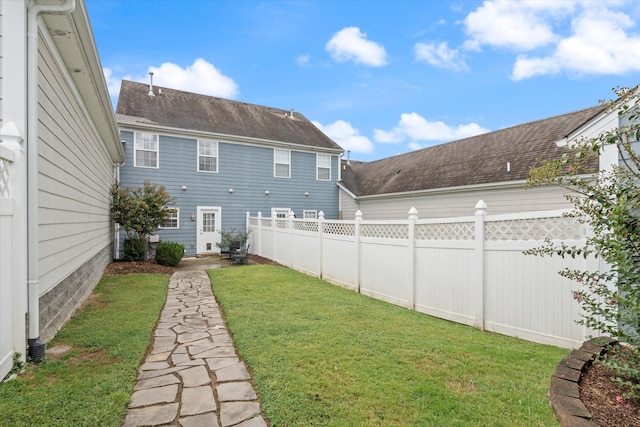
[38, 245, 112, 343]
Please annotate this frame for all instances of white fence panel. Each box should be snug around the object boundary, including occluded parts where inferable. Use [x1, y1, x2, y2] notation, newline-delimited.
[273, 220, 292, 266]
[259, 220, 275, 260]
[484, 243, 589, 348]
[415, 245, 477, 326]
[0, 145, 15, 380]
[360, 237, 411, 308]
[322, 235, 357, 290]
[321, 220, 358, 289]
[291, 224, 321, 277]
[247, 204, 601, 348]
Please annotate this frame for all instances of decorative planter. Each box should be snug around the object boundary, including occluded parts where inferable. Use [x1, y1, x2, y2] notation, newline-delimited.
[548, 336, 618, 426]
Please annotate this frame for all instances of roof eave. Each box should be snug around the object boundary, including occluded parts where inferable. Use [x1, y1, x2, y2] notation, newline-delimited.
[117, 120, 344, 154]
[344, 174, 595, 201]
[43, 4, 124, 163]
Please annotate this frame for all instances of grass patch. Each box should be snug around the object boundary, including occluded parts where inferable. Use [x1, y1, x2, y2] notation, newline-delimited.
[209, 265, 569, 426]
[0, 273, 169, 427]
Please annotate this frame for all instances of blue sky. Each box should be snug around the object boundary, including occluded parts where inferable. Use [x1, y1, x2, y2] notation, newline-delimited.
[87, 0, 640, 162]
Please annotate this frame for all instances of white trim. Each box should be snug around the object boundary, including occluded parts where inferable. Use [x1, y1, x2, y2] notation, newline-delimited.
[133, 131, 159, 168]
[316, 153, 331, 181]
[303, 210, 317, 219]
[117, 122, 343, 155]
[271, 207, 291, 219]
[338, 174, 594, 202]
[274, 148, 290, 178]
[159, 208, 179, 229]
[197, 139, 218, 173]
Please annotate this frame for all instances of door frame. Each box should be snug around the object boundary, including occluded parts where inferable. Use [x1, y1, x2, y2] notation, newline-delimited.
[196, 206, 222, 255]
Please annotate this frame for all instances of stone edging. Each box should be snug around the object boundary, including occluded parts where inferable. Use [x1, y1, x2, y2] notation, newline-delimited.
[549, 336, 618, 426]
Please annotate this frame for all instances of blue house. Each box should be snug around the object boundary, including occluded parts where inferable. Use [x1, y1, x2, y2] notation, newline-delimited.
[115, 80, 344, 257]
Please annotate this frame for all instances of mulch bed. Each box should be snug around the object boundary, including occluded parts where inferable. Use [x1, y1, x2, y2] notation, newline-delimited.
[104, 254, 281, 275]
[580, 357, 640, 426]
[103, 260, 175, 275]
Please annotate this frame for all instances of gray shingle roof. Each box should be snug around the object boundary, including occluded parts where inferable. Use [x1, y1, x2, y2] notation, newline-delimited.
[116, 80, 343, 151]
[342, 106, 603, 197]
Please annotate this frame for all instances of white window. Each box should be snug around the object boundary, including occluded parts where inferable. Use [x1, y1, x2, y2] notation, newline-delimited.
[134, 132, 158, 168]
[198, 140, 218, 172]
[272, 208, 291, 219]
[303, 210, 317, 219]
[317, 154, 331, 181]
[274, 148, 290, 178]
[160, 208, 179, 229]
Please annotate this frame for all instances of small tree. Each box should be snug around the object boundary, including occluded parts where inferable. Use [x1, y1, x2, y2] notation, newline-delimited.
[527, 86, 640, 399]
[111, 181, 175, 261]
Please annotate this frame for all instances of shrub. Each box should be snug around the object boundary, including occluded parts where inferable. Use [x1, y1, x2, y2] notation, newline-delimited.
[526, 86, 640, 399]
[155, 241, 185, 267]
[123, 237, 147, 261]
[111, 181, 175, 261]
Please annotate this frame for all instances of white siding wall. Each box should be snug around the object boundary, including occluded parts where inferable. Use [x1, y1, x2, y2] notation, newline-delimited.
[341, 184, 574, 220]
[36, 33, 114, 295]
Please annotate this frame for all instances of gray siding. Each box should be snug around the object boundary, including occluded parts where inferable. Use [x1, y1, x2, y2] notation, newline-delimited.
[119, 130, 340, 256]
[37, 32, 114, 296]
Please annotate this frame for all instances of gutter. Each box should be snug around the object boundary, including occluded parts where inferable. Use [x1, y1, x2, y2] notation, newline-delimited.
[26, 0, 76, 363]
[338, 174, 596, 202]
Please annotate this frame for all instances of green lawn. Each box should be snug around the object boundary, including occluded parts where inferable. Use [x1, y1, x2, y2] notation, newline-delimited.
[0, 273, 169, 427]
[209, 265, 568, 426]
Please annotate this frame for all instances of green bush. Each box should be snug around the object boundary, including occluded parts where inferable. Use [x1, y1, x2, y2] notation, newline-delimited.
[123, 238, 147, 261]
[155, 241, 185, 267]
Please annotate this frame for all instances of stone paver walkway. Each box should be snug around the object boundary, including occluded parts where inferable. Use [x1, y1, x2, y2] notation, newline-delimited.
[122, 270, 267, 427]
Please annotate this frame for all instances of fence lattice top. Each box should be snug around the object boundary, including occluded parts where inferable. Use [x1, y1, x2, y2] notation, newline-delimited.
[416, 222, 475, 241]
[485, 216, 584, 241]
[0, 158, 10, 198]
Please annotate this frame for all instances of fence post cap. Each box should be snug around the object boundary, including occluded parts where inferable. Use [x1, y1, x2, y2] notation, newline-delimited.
[475, 200, 487, 211]
[355, 210, 363, 220]
[318, 211, 325, 220]
[257, 211, 262, 218]
[408, 207, 418, 220]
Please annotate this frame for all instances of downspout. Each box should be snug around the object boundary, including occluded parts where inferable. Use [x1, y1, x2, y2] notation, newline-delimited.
[26, 0, 76, 363]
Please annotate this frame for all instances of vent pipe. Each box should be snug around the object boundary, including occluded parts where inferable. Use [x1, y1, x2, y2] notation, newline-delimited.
[347, 150, 351, 165]
[506, 161, 511, 173]
[289, 109, 294, 119]
[148, 72, 155, 97]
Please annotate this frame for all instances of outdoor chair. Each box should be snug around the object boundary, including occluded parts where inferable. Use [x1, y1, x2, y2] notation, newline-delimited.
[231, 244, 249, 264]
[221, 240, 241, 259]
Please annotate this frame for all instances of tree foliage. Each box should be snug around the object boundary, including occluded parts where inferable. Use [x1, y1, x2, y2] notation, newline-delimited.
[111, 181, 175, 260]
[526, 86, 640, 398]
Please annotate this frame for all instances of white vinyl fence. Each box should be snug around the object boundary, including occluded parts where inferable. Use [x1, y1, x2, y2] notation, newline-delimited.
[0, 144, 16, 379]
[246, 201, 600, 349]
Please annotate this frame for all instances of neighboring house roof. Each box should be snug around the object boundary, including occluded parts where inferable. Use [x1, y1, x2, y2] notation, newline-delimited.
[341, 106, 604, 197]
[116, 80, 343, 152]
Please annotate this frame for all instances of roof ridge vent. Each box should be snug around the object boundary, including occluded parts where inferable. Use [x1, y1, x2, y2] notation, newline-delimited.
[148, 72, 155, 97]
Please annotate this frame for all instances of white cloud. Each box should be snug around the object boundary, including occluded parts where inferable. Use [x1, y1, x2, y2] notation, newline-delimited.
[374, 112, 489, 144]
[457, 1, 640, 80]
[463, 0, 572, 51]
[149, 58, 238, 98]
[103, 67, 130, 97]
[313, 120, 374, 153]
[414, 42, 470, 72]
[326, 27, 388, 66]
[104, 59, 238, 100]
[512, 7, 640, 79]
[407, 141, 425, 151]
[296, 54, 311, 67]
